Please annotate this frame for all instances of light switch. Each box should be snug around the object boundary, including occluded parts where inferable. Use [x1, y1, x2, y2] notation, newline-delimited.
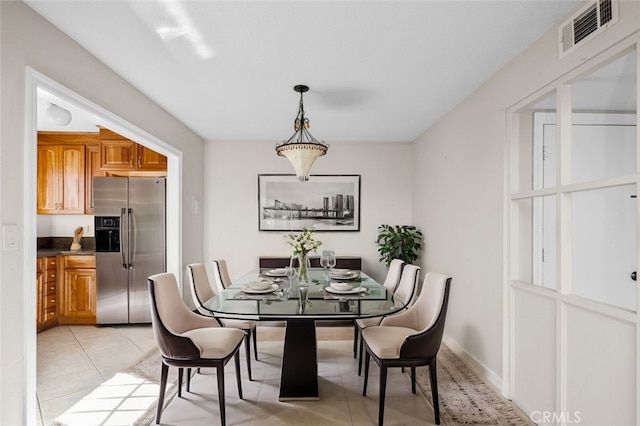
[3, 224, 18, 251]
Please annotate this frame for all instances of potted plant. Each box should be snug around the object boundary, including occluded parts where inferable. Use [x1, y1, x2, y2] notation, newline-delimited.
[375, 224, 423, 267]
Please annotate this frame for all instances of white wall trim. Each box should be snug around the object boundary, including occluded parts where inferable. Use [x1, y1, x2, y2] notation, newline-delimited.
[442, 334, 504, 394]
[23, 67, 183, 425]
[23, 65, 39, 426]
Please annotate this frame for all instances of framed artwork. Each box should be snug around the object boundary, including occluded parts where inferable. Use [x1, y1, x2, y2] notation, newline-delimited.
[258, 174, 361, 232]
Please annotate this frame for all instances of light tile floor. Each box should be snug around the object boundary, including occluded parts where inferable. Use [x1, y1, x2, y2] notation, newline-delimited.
[37, 325, 437, 425]
[37, 325, 156, 426]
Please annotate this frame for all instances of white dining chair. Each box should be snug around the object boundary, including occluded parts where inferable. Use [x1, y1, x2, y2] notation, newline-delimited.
[353, 259, 405, 357]
[357, 263, 420, 376]
[148, 272, 245, 426]
[362, 272, 452, 426]
[186, 263, 257, 380]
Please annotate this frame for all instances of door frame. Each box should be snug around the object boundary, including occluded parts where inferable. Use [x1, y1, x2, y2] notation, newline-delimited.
[23, 67, 183, 424]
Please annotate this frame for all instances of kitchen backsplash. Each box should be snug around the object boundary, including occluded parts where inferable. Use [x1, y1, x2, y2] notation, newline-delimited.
[37, 214, 95, 238]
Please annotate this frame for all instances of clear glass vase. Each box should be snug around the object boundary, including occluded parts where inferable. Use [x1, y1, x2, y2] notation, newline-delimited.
[297, 253, 311, 284]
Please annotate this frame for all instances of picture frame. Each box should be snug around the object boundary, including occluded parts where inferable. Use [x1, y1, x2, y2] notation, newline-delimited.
[258, 174, 361, 232]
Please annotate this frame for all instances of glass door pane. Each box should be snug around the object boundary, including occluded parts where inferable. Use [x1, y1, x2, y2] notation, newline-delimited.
[571, 185, 637, 311]
[571, 52, 637, 184]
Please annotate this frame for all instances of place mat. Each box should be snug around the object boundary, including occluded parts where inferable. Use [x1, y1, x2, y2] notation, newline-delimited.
[232, 287, 289, 300]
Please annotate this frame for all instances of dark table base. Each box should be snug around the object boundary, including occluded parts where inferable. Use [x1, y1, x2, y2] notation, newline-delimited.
[279, 319, 319, 401]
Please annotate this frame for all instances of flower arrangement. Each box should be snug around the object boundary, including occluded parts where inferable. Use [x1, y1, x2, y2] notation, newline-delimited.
[284, 227, 323, 258]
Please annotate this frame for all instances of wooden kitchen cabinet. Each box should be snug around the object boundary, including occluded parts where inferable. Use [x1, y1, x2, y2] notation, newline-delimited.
[137, 144, 168, 170]
[85, 144, 106, 214]
[99, 128, 167, 172]
[99, 139, 137, 170]
[37, 144, 85, 214]
[58, 255, 96, 325]
[37, 256, 58, 332]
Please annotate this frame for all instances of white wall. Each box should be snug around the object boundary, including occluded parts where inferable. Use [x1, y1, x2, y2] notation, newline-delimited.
[203, 140, 413, 287]
[37, 215, 95, 237]
[412, 0, 640, 389]
[0, 2, 205, 424]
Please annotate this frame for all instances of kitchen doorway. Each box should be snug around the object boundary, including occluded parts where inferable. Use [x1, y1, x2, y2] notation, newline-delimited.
[24, 68, 183, 425]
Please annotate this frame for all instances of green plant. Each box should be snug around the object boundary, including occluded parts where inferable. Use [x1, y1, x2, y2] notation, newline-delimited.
[375, 224, 423, 267]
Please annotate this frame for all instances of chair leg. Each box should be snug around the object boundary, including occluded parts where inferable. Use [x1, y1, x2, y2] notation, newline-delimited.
[379, 364, 388, 426]
[362, 350, 370, 396]
[243, 332, 253, 381]
[252, 327, 259, 361]
[177, 367, 184, 398]
[358, 337, 364, 376]
[216, 363, 226, 426]
[155, 362, 169, 424]
[186, 367, 192, 392]
[235, 351, 243, 399]
[429, 359, 440, 425]
[411, 366, 416, 394]
[353, 322, 358, 358]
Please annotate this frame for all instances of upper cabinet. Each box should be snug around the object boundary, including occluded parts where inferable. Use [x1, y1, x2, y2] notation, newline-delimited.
[85, 144, 105, 214]
[99, 128, 167, 172]
[37, 129, 166, 215]
[37, 144, 85, 214]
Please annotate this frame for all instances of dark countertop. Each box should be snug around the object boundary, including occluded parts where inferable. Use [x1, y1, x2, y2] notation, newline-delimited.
[37, 237, 96, 258]
[37, 249, 95, 257]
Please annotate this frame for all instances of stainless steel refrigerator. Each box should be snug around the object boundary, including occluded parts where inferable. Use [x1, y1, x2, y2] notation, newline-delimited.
[93, 177, 166, 324]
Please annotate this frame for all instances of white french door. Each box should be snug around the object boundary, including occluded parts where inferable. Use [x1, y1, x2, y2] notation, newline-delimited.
[507, 45, 639, 426]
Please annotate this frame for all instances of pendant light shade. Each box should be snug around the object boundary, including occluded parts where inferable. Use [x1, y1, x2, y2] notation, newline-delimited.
[276, 85, 328, 181]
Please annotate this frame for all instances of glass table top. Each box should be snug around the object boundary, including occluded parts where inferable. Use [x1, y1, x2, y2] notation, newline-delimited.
[201, 268, 407, 321]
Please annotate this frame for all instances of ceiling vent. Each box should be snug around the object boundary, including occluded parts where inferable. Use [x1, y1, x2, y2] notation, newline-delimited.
[559, 0, 618, 58]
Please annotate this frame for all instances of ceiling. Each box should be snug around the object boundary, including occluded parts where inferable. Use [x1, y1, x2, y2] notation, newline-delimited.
[26, 0, 581, 143]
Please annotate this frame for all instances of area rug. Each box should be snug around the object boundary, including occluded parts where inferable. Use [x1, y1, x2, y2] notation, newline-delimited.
[416, 345, 532, 426]
[129, 348, 178, 426]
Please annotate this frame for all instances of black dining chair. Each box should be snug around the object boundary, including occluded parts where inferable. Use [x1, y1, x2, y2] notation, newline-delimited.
[148, 272, 245, 426]
[362, 272, 452, 426]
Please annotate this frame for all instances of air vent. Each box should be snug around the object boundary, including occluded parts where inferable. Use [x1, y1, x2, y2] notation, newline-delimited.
[559, 0, 618, 58]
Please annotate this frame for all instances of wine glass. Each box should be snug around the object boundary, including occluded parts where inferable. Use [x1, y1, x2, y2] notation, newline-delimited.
[320, 250, 330, 279]
[326, 250, 336, 276]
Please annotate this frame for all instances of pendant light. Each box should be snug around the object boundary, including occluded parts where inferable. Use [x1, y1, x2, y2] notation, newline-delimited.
[276, 85, 328, 181]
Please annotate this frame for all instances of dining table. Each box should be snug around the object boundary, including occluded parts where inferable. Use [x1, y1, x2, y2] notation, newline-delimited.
[201, 267, 409, 401]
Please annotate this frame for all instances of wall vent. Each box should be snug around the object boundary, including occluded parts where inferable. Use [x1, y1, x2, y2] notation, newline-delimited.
[559, 0, 618, 58]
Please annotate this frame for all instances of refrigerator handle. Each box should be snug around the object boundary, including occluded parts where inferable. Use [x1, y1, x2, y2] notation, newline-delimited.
[120, 208, 127, 270]
[129, 208, 137, 269]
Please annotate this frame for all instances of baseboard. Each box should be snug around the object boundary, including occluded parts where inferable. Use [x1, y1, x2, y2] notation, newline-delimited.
[441, 334, 504, 396]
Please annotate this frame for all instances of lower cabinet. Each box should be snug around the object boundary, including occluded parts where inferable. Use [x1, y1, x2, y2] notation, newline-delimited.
[36, 256, 58, 332]
[58, 255, 97, 325]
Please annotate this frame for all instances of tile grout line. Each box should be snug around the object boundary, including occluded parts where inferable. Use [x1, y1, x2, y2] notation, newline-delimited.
[69, 325, 108, 380]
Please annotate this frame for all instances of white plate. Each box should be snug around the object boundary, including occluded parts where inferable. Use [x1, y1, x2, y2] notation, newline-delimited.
[246, 279, 275, 290]
[265, 269, 287, 277]
[325, 285, 366, 295]
[332, 268, 350, 274]
[330, 271, 359, 279]
[242, 284, 279, 294]
[330, 282, 355, 291]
